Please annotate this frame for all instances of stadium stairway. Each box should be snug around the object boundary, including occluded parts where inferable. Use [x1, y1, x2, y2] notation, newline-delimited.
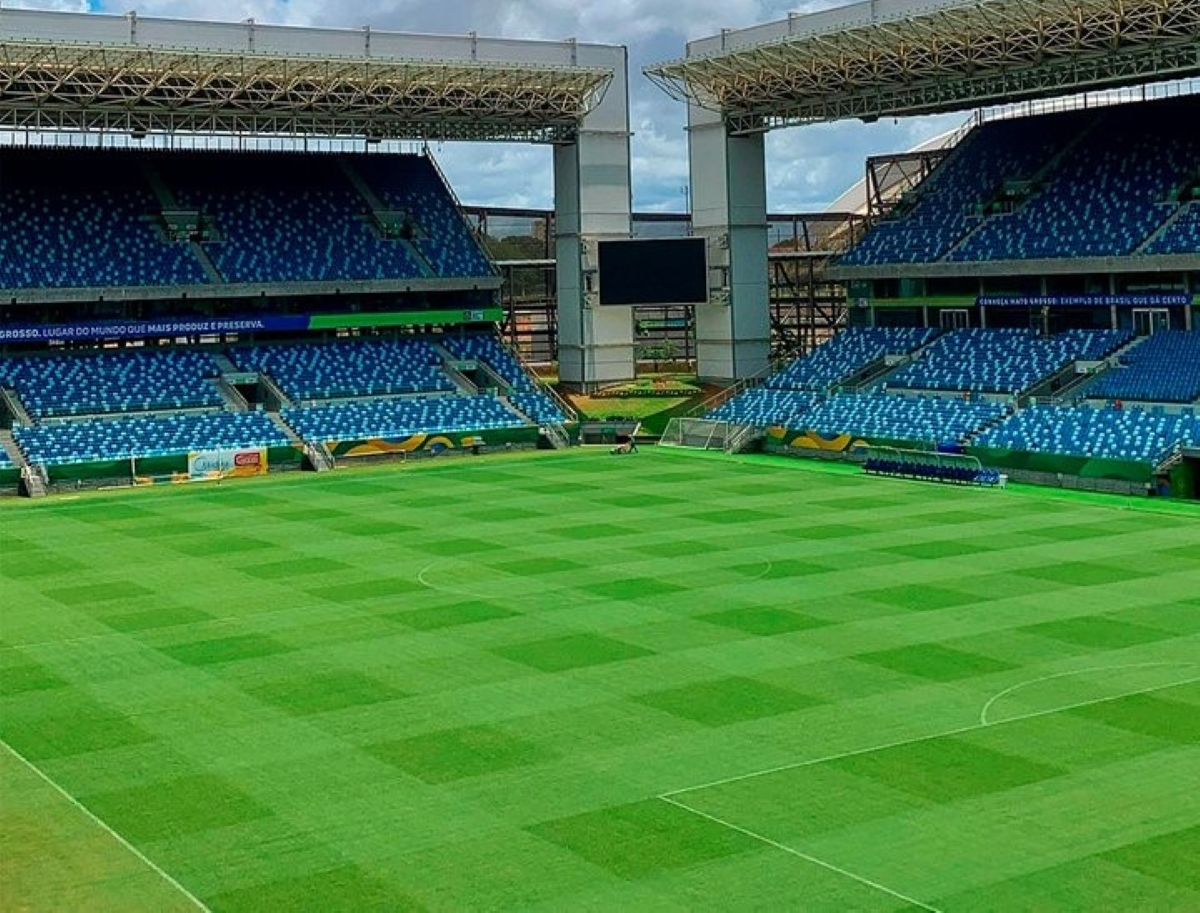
[940, 111, 1108, 263]
[0, 428, 25, 469]
[1, 387, 35, 426]
[258, 373, 294, 409]
[212, 378, 251, 413]
[211, 353, 241, 374]
[432, 340, 513, 395]
[429, 341, 483, 395]
[866, 346, 934, 392]
[440, 361, 481, 396]
[962, 406, 1016, 444]
[836, 354, 893, 392]
[1134, 200, 1198, 255]
[1024, 361, 1082, 403]
[188, 241, 226, 283]
[0, 428, 48, 497]
[142, 162, 225, 283]
[338, 158, 438, 278]
[263, 410, 336, 471]
[498, 394, 571, 448]
[1073, 335, 1151, 401]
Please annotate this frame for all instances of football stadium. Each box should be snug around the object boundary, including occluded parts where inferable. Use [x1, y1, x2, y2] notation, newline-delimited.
[2, 0, 1199, 910]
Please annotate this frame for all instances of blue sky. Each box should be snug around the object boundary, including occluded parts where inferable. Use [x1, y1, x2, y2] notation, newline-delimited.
[12, 0, 964, 213]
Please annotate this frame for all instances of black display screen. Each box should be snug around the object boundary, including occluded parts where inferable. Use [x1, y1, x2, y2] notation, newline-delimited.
[596, 238, 708, 306]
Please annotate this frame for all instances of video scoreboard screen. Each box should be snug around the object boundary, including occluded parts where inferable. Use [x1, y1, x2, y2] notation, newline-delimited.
[596, 237, 708, 306]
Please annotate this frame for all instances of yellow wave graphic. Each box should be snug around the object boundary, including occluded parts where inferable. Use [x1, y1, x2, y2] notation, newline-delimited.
[789, 430, 869, 452]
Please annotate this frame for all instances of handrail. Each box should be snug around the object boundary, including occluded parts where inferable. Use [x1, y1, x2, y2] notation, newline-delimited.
[491, 332, 578, 422]
[422, 147, 498, 277]
[723, 423, 761, 454]
[689, 363, 774, 418]
[545, 422, 570, 449]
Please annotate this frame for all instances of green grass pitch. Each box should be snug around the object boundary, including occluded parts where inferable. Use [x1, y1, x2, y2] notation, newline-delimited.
[2, 447, 1198, 911]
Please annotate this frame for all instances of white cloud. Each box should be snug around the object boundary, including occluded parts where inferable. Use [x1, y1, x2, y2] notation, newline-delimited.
[60, 0, 960, 212]
[4, 0, 91, 10]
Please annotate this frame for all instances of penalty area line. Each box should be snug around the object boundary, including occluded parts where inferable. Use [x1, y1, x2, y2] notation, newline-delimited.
[1, 738, 210, 912]
[659, 794, 942, 913]
[660, 672, 1200, 799]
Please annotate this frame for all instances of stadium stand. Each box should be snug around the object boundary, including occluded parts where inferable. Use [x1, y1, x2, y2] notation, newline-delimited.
[1086, 330, 1200, 403]
[282, 394, 524, 442]
[160, 152, 428, 284]
[703, 326, 937, 426]
[231, 338, 455, 401]
[0, 349, 223, 418]
[764, 326, 939, 391]
[974, 403, 1200, 464]
[440, 332, 568, 423]
[885, 328, 1130, 395]
[795, 393, 1008, 444]
[351, 156, 494, 278]
[507, 390, 569, 425]
[1142, 201, 1200, 256]
[840, 97, 1200, 265]
[705, 388, 820, 427]
[0, 147, 493, 290]
[13, 411, 289, 466]
[0, 149, 209, 289]
[952, 106, 1200, 260]
[839, 110, 1091, 265]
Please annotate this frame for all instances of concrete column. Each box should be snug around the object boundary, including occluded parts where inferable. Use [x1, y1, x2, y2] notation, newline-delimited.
[687, 99, 770, 383]
[555, 45, 633, 390]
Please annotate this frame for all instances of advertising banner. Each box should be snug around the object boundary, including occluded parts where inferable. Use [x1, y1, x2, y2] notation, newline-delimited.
[977, 293, 1192, 308]
[0, 316, 307, 344]
[1, 308, 505, 344]
[187, 448, 269, 481]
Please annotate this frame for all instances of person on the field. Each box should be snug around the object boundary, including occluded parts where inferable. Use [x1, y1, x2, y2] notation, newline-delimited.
[611, 433, 637, 455]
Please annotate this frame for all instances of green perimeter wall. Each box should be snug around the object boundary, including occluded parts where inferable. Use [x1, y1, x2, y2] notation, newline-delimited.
[10, 426, 547, 492]
[965, 446, 1153, 485]
[326, 426, 540, 459]
[43, 446, 303, 484]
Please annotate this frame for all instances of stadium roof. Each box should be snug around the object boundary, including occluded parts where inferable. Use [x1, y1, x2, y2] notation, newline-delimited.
[0, 10, 614, 142]
[645, 0, 1200, 134]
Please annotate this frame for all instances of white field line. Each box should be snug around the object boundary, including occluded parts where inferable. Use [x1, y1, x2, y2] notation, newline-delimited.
[657, 671, 1200, 911]
[978, 661, 1199, 725]
[659, 795, 943, 913]
[1, 739, 210, 912]
[659, 672, 1200, 799]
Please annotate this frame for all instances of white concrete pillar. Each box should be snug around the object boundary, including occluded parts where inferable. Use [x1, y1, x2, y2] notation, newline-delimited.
[687, 99, 770, 383]
[555, 45, 634, 390]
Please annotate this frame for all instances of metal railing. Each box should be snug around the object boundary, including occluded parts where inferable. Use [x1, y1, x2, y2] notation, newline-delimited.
[723, 423, 762, 454]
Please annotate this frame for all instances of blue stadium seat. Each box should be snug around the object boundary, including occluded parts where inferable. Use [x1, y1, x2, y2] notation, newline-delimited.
[840, 97, 1200, 266]
[440, 333, 568, 424]
[282, 395, 525, 442]
[14, 411, 289, 467]
[230, 338, 454, 402]
[0, 147, 491, 291]
[0, 150, 209, 290]
[1086, 331, 1200, 403]
[976, 403, 1200, 464]
[886, 328, 1130, 395]
[0, 349, 223, 419]
[795, 393, 1007, 444]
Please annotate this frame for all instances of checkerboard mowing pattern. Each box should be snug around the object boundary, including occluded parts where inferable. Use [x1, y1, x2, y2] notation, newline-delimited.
[2, 448, 1198, 910]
